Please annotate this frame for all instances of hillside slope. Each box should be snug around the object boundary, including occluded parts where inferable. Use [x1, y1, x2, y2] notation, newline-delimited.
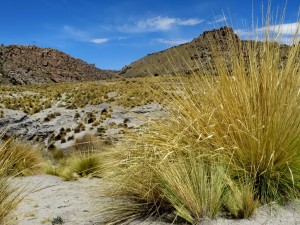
[0, 45, 116, 85]
[119, 26, 290, 77]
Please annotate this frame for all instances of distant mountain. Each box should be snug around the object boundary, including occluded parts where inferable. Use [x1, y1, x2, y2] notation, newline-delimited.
[0, 45, 116, 85]
[119, 26, 290, 77]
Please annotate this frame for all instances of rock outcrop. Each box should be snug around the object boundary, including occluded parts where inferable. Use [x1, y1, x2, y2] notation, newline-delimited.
[0, 102, 164, 150]
[0, 45, 116, 85]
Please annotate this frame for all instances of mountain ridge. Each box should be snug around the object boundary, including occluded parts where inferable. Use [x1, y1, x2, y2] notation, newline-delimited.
[0, 26, 292, 85]
[0, 45, 116, 85]
[119, 26, 290, 77]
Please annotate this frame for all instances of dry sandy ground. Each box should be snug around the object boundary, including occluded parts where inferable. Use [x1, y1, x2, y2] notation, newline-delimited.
[12, 175, 300, 225]
[13, 175, 100, 225]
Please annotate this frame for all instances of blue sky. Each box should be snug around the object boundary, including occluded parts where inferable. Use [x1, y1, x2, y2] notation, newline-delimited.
[0, 0, 299, 70]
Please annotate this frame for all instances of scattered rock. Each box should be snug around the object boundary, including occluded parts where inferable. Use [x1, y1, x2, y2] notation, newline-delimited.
[130, 102, 162, 114]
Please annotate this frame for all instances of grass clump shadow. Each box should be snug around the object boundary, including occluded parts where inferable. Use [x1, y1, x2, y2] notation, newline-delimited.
[101, 10, 300, 225]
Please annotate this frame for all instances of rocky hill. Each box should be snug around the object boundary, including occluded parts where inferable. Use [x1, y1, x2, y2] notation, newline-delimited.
[119, 26, 290, 77]
[0, 45, 116, 85]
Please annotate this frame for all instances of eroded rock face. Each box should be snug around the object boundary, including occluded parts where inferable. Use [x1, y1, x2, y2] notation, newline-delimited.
[0, 45, 116, 85]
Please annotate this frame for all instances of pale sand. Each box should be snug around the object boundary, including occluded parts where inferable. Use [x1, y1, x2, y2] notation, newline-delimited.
[13, 175, 300, 225]
[13, 175, 100, 225]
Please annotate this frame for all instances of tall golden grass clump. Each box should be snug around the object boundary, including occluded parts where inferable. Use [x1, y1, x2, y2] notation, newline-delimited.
[5, 139, 45, 176]
[104, 16, 300, 224]
[0, 138, 45, 223]
[0, 139, 38, 223]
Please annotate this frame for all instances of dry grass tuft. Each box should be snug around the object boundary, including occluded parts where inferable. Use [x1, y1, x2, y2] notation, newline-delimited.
[0, 139, 27, 223]
[102, 11, 300, 224]
[2, 139, 45, 176]
[74, 133, 101, 151]
[156, 154, 227, 223]
[224, 179, 258, 219]
[46, 134, 106, 180]
[46, 150, 104, 181]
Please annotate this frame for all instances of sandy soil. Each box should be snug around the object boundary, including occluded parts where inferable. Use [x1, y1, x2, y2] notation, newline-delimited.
[12, 174, 300, 225]
[13, 175, 100, 225]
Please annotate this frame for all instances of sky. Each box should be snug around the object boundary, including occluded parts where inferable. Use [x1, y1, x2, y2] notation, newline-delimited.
[0, 0, 299, 70]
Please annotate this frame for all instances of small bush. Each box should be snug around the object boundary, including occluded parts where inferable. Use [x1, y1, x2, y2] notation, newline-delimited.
[46, 151, 103, 181]
[73, 122, 85, 133]
[48, 148, 65, 161]
[74, 112, 81, 119]
[61, 137, 66, 143]
[44, 112, 61, 122]
[51, 216, 64, 224]
[74, 133, 100, 151]
[0, 110, 4, 118]
[67, 135, 74, 141]
[67, 151, 103, 178]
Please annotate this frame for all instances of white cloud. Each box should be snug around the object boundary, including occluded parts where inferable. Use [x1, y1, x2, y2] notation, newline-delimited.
[214, 16, 227, 23]
[207, 15, 227, 25]
[260, 22, 300, 35]
[116, 36, 128, 40]
[236, 22, 300, 37]
[280, 36, 299, 45]
[137, 16, 176, 31]
[90, 38, 109, 44]
[157, 38, 191, 46]
[177, 18, 203, 26]
[235, 22, 300, 45]
[62, 25, 112, 44]
[121, 16, 203, 32]
[234, 28, 253, 37]
[63, 25, 88, 40]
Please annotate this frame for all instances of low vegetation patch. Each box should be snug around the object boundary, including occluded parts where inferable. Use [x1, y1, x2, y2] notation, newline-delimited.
[46, 134, 105, 180]
[74, 133, 101, 151]
[46, 150, 104, 180]
[0, 77, 161, 114]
